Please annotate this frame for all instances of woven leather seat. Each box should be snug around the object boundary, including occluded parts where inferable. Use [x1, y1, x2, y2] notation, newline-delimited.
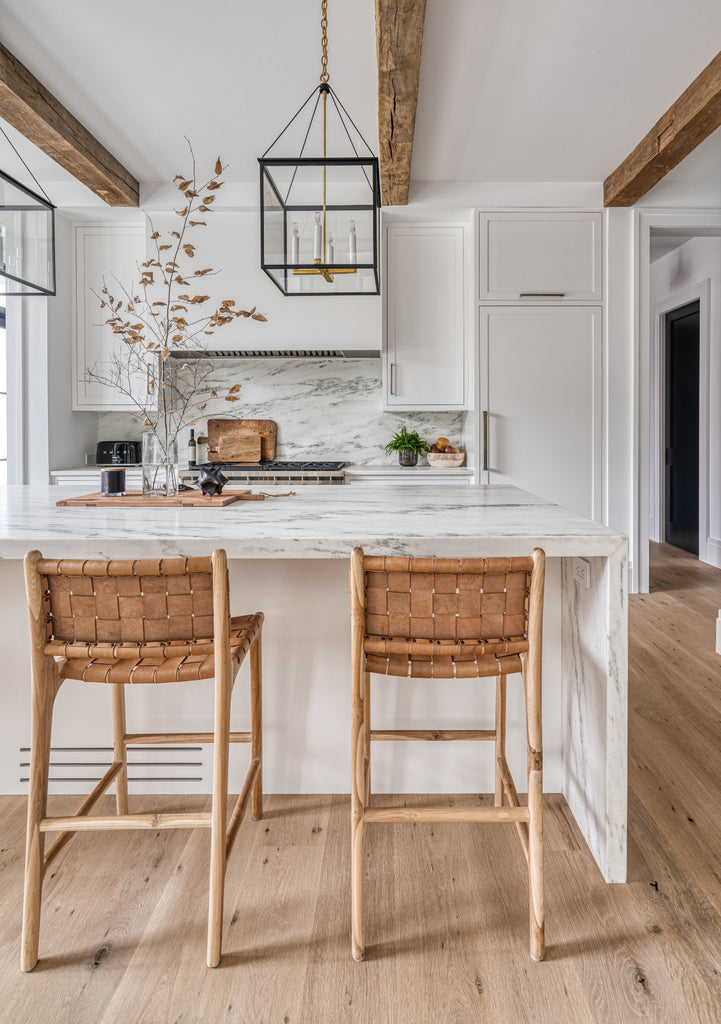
[56, 614, 263, 683]
[350, 548, 546, 962]
[21, 550, 263, 972]
[364, 646, 522, 679]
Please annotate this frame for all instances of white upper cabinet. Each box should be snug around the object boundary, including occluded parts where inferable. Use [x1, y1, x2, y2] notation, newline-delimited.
[73, 223, 146, 411]
[384, 224, 466, 410]
[479, 212, 603, 302]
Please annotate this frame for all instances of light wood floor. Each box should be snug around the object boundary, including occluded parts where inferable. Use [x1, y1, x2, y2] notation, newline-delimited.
[1, 542, 720, 1023]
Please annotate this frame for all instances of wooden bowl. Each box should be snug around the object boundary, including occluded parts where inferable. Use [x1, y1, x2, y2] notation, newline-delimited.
[427, 451, 465, 468]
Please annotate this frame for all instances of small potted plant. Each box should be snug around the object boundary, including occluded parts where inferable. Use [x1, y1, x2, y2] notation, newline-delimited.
[384, 425, 430, 467]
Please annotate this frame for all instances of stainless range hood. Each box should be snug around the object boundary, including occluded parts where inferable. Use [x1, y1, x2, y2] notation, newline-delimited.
[170, 349, 380, 360]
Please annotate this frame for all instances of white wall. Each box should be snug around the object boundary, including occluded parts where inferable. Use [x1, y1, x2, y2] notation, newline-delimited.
[649, 237, 721, 567]
[144, 210, 381, 352]
[13, 216, 97, 483]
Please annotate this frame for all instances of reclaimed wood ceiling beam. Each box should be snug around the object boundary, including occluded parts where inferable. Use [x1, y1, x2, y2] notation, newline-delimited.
[0, 39, 139, 206]
[375, 0, 426, 206]
[604, 49, 721, 207]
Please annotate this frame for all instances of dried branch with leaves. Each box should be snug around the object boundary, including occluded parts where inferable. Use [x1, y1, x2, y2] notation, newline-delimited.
[86, 149, 266, 480]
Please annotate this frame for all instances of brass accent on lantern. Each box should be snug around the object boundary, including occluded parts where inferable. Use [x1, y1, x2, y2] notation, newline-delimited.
[290, 3, 357, 285]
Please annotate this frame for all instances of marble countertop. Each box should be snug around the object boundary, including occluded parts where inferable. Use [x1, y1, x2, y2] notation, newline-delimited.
[0, 484, 626, 560]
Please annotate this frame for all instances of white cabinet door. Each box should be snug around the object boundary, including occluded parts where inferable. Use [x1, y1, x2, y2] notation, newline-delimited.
[385, 225, 466, 409]
[73, 224, 146, 410]
[479, 212, 602, 302]
[481, 307, 603, 520]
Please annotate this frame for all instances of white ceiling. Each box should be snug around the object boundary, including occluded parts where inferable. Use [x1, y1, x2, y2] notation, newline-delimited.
[0, 0, 377, 193]
[413, 0, 721, 184]
[1, 0, 721, 202]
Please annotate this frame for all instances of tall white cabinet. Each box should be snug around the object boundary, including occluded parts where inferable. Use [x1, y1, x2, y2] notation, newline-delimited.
[480, 307, 602, 519]
[478, 212, 603, 520]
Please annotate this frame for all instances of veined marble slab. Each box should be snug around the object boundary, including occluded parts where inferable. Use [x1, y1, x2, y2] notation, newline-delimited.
[97, 356, 465, 464]
[0, 484, 625, 560]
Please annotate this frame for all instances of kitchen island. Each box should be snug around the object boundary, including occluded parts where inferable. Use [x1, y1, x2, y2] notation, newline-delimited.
[0, 483, 627, 882]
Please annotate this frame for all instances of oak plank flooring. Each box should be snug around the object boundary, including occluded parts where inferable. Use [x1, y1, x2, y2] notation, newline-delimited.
[1, 541, 720, 1022]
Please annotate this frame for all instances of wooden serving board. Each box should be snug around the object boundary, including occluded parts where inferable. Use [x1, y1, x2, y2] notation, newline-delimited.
[205, 419, 277, 463]
[56, 490, 263, 508]
[213, 433, 262, 463]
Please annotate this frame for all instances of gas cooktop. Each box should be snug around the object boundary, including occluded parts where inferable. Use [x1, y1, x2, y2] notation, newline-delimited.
[189, 460, 345, 472]
[185, 460, 346, 484]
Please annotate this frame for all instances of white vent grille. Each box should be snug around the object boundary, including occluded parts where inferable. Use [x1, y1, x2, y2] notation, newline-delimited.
[19, 746, 206, 784]
[170, 349, 379, 359]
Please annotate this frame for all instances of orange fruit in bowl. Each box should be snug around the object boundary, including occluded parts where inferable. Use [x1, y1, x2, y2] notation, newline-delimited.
[435, 437, 450, 451]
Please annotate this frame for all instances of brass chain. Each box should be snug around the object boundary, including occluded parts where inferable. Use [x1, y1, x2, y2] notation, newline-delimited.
[320, 0, 329, 83]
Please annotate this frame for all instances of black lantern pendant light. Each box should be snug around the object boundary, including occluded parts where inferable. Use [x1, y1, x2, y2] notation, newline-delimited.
[259, 0, 380, 296]
[0, 124, 56, 297]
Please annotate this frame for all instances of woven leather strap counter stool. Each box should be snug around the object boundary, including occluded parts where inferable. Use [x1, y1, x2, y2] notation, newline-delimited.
[21, 548, 263, 971]
[350, 547, 546, 962]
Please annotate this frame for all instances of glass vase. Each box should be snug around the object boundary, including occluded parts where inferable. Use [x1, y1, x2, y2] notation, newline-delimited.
[142, 432, 179, 497]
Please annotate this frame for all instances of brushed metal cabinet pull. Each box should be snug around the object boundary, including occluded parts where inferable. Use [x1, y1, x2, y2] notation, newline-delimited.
[389, 361, 396, 396]
[483, 410, 489, 472]
[519, 292, 565, 298]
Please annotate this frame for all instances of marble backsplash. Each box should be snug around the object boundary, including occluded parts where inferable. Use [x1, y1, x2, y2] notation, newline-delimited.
[96, 357, 466, 464]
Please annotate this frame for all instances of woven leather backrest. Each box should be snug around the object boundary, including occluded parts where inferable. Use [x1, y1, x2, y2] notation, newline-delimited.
[363, 555, 533, 643]
[38, 557, 216, 645]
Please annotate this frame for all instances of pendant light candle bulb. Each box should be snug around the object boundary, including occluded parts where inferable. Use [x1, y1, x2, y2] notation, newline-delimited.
[327, 233, 334, 265]
[0, 224, 4, 271]
[349, 220, 357, 263]
[313, 212, 322, 261]
[291, 222, 300, 264]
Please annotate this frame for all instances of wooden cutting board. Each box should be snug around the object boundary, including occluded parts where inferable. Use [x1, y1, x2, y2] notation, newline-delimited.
[204, 419, 277, 463]
[212, 433, 262, 463]
[56, 490, 263, 507]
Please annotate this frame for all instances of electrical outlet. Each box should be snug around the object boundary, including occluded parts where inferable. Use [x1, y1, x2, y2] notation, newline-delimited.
[573, 557, 591, 589]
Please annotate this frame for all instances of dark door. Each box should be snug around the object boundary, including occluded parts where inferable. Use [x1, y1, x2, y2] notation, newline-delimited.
[664, 300, 700, 554]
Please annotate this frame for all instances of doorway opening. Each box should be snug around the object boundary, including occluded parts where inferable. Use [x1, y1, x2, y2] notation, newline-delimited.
[663, 299, 699, 555]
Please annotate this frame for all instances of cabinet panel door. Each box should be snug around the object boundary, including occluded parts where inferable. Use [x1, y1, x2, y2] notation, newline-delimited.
[481, 307, 602, 520]
[73, 225, 146, 410]
[480, 212, 602, 302]
[385, 225, 465, 409]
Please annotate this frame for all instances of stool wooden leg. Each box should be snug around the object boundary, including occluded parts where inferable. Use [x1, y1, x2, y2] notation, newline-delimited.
[111, 684, 129, 816]
[494, 675, 506, 806]
[250, 633, 263, 821]
[528, 761, 544, 960]
[525, 663, 544, 961]
[21, 658, 60, 972]
[208, 655, 232, 968]
[351, 650, 366, 960]
[350, 547, 367, 961]
[364, 671, 371, 806]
